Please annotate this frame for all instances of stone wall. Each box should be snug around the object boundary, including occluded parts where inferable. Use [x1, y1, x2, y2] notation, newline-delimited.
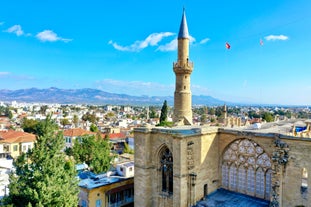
[135, 126, 311, 207]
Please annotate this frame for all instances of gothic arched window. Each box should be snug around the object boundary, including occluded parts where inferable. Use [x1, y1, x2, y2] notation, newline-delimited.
[160, 147, 173, 194]
[221, 139, 272, 200]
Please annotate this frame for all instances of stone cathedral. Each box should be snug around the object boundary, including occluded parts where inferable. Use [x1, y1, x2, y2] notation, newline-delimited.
[134, 9, 311, 207]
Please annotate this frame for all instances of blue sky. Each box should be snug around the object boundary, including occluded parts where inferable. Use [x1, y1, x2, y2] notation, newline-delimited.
[0, 0, 310, 105]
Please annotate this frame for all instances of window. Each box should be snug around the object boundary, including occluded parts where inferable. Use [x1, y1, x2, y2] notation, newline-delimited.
[160, 147, 173, 194]
[203, 184, 208, 197]
[81, 200, 87, 207]
[302, 168, 308, 187]
[23, 145, 26, 152]
[120, 167, 123, 172]
[222, 139, 272, 200]
[129, 167, 133, 172]
[13, 145, 18, 152]
[95, 199, 102, 207]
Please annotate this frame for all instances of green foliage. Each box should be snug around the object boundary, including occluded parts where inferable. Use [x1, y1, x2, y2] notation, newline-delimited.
[21, 117, 58, 136]
[297, 111, 309, 119]
[0, 106, 13, 119]
[39, 105, 48, 115]
[72, 134, 113, 174]
[208, 108, 215, 115]
[157, 121, 173, 127]
[60, 118, 70, 127]
[82, 112, 97, 123]
[262, 112, 274, 122]
[123, 142, 134, 154]
[149, 107, 158, 119]
[7, 116, 78, 207]
[90, 123, 98, 132]
[73, 114, 79, 127]
[159, 100, 168, 124]
[21, 118, 39, 134]
[248, 110, 260, 119]
[200, 114, 207, 123]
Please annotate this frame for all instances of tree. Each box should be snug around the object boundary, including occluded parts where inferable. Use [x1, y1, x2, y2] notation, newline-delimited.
[39, 105, 48, 115]
[159, 100, 168, 123]
[72, 134, 113, 174]
[6, 116, 78, 207]
[21, 118, 39, 134]
[73, 114, 79, 127]
[123, 142, 134, 154]
[60, 118, 70, 127]
[200, 114, 207, 123]
[82, 112, 97, 123]
[262, 112, 274, 122]
[90, 123, 98, 132]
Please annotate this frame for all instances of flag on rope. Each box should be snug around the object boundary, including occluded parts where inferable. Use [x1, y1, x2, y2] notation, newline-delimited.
[225, 42, 231, 49]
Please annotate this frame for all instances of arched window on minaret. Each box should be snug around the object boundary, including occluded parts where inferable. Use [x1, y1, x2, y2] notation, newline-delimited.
[159, 147, 173, 194]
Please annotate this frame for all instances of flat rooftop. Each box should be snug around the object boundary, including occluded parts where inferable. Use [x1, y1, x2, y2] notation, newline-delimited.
[195, 188, 269, 207]
[223, 119, 310, 137]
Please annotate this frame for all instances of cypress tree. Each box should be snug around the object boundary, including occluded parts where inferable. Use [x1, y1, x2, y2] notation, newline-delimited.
[159, 100, 168, 124]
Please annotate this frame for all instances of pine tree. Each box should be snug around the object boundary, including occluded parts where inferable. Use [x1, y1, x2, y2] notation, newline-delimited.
[7, 116, 78, 207]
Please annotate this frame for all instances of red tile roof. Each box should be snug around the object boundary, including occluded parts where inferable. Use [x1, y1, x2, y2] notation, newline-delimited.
[63, 128, 95, 137]
[0, 130, 36, 143]
[108, 133, 127, 139]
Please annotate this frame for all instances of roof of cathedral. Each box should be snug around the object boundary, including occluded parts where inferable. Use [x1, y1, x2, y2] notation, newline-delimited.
[178, 8, 189, 39]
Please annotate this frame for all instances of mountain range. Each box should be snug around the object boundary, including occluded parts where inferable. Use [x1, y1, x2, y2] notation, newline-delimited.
[0, 87, 228, 106]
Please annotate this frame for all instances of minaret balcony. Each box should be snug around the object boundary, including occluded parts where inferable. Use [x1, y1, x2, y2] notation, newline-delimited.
[173, 61, 193, 74]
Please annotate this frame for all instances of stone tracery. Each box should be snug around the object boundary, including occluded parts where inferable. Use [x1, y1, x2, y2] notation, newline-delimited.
[222, 139, 272, 200]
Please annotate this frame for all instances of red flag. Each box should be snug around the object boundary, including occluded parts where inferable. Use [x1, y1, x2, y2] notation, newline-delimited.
[225, 42, 231, 49]
[260, 39, 264, 46]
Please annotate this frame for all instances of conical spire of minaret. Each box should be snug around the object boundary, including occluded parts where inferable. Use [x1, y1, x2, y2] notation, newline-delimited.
[178, 8, 189, 39]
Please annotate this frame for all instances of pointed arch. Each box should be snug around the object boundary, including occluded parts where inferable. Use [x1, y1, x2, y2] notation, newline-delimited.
[158, 145, 173, 195]
[265, 169, 272, 199]
[237, 165, 246, 193]
[247, 166, 255, 195]
[221, 138, 272, 200]
[229, 164, 237, 191]
[255, 168, 265, 198]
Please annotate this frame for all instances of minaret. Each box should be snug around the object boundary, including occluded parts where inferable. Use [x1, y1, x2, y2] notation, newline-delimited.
[173, 9, 193, 125]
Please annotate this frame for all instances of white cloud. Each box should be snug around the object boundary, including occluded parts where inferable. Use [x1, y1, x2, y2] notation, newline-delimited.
[265, 35, 289, 41]
[36, 30, 72, 42]
[199, 38, 210, 44]
[5, 25, 24, 36]
[109, 32, 175, 52]
[0, 72, 10, 76]
[157, 39, 177, 51]
[96, 79, 174, 96]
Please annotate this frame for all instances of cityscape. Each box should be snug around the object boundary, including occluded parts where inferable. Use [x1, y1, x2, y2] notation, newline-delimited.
[1, 1, 311, 207]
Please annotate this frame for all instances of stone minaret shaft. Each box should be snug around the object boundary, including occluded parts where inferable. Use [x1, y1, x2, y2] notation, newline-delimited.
[173, 9, 193, 125]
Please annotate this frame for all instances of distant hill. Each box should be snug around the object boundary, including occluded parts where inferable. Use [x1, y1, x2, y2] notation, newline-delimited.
[0, 87, 228, 106]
